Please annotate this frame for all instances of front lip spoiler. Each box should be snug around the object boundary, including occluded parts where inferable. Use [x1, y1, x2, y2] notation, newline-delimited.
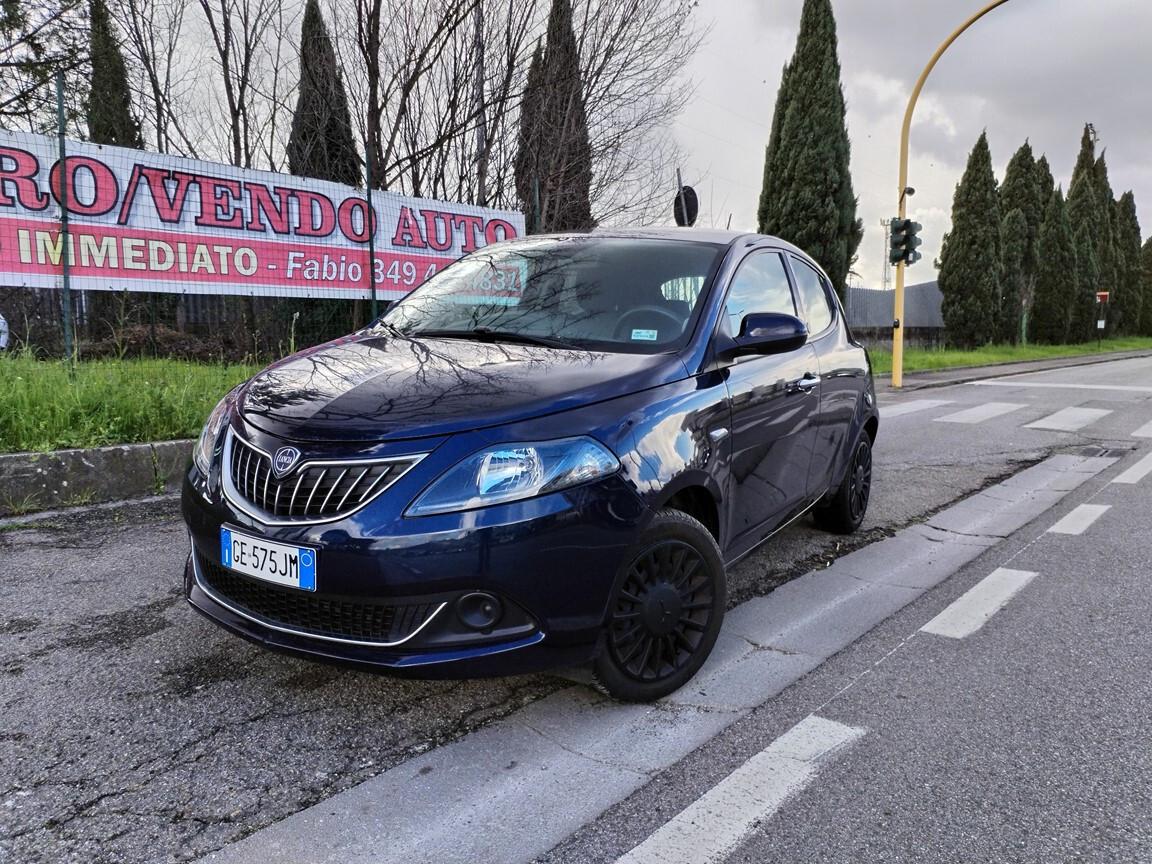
[188, 537, 446, 649]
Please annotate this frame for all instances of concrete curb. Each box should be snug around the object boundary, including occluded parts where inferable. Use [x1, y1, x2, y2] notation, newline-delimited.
[0, 439, 193, 517]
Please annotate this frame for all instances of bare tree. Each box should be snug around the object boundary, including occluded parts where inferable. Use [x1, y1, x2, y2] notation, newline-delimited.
[0, 0, 86, 130]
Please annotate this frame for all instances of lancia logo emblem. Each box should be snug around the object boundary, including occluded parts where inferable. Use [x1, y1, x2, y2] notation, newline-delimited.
[272, 446, 302, 477]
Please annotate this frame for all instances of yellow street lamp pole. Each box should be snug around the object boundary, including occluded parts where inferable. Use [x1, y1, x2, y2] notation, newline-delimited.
[891, 0, 1013, 388]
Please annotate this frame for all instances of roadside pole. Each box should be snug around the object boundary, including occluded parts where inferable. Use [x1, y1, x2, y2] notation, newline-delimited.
[892, 0, 1012, 388]
[55, 71, 75, 369]
[365, 134, 379, 320]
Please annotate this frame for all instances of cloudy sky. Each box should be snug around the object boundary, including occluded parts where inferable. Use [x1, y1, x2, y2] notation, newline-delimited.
[672, 0, 1152, 289]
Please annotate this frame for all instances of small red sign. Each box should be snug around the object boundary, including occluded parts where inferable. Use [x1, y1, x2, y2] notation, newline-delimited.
[1096, 291, 1110, 303]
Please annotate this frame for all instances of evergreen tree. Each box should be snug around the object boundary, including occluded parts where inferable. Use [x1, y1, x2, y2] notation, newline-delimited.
[938, 132, 1000, 348]
[514, 43, 547, 233]
[513, 0, 593, 233]
[1030, 189, 1076, 344]
[999, 142, 1043, 282]
[1092, 153, 1120, 330]
[1141, 238, 1152, 336]
[1070, 224, 1099, 343]
[756, 0, 861, 298]
[86, 0, 143, 148]
[1114, 191, 1143, 334]
[999, 208, 1028, 344]
[287, 0, 360, 186]
[1034, 154, 1055, 204]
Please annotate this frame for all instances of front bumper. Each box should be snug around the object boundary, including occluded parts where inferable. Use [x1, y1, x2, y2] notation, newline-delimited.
[182, 440, 648, 677]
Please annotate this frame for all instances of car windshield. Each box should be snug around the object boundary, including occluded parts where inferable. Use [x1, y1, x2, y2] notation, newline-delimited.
[381, 237, 725, 353]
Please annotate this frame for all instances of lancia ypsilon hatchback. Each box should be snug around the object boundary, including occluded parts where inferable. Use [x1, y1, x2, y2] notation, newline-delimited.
[182, 229, 878, 701]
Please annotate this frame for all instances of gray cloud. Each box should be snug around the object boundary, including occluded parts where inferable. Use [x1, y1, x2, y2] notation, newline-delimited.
[675, 0, 1152, 287]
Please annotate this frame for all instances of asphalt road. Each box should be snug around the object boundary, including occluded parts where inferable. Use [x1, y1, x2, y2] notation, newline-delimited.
[2, 354, 1150, 863]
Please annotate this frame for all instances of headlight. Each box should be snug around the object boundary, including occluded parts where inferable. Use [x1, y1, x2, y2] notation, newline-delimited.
[193, 391, 237, 475]
[406, 436, 619, 516]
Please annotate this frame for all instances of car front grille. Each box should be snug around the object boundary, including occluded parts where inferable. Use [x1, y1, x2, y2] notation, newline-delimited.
[226, 431, 418, 522]
[197, 554, 441, 644]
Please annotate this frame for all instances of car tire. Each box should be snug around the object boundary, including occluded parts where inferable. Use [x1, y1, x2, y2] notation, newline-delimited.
[592, 508, 726, 702]
[813, 433, 873, 535]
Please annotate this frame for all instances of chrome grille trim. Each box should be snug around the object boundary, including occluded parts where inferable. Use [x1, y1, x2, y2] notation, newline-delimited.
[221, 428, 426, 526]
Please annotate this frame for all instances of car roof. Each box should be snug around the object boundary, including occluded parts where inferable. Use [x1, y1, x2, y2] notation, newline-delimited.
[504, 226, 809, 257]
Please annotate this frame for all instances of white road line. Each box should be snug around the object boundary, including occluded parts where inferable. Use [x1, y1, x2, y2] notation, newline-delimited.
[1024, 407, 1112, 432]
[1047, 504, 1111, 535]
[1132, 420, 1152, 439]
[920, 568, 1037, 640]
[974, 381, 1152, 394]
[879, 399, 953, 419]
[1113, 451, 1152, 485]
[934, 402, 1027, 425]
[614, 716, 865, 864]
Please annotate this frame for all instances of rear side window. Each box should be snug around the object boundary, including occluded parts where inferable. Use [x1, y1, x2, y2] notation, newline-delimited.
[724, 252, 795, 336]
[791, 257, 835, 334]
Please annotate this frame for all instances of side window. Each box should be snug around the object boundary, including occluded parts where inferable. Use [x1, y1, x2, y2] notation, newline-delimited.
[724, 252, 795, 336]
[790, 257, 835, 334]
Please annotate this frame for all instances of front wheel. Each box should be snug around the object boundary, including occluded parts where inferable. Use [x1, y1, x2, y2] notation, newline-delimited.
[592, 509, 726, 702]
[813, 433, 873, 535]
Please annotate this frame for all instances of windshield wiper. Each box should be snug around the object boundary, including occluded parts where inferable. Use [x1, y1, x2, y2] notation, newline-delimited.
[408, 327, 576, 350]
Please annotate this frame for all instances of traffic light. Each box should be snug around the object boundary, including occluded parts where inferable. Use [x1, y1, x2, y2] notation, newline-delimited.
[889, 218, 923, 266]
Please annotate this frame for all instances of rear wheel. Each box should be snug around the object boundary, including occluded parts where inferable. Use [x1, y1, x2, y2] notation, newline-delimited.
[814, 434, 873, 535]
[592, 509, 725, 702]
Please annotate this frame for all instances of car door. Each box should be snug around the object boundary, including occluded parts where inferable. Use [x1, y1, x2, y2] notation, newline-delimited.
[788, 255, 861, 498]
[719, 249, 821, 557]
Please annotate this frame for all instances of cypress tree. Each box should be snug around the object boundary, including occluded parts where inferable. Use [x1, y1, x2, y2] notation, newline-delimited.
[514, 43, 547, 233]
[1070, 224, 1099, 343]
[1030, 189, 1076, 344]
[86, 0, 144, 149]
[513, 0, 594, 233]
[1092, 153, 1120, 330]
[999, 208, 1028, 344]
[938, 132, 1000, 348]
[1141, 237, 1152, 336]
[757, 0, 861, 298]
[1034, 155, 1055, 203]
[287, 0, 361, 186]
[999, 142, 1043, 283]
[1114, 191, 1143, 334]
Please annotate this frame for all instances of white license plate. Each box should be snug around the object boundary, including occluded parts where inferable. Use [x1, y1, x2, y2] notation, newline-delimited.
[220, 527, 317, 591]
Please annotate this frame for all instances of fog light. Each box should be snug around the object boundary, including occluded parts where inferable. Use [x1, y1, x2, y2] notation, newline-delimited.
[457, 592, 503, 631]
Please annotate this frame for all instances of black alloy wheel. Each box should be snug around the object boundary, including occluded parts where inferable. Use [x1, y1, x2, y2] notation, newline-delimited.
[593, 509, 725, 701]
[814, 434, 873, 535]
[848, 438, 873, 524]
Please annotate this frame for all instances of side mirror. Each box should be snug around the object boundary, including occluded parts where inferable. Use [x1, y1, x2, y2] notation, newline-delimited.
[721, 312, 808, 359]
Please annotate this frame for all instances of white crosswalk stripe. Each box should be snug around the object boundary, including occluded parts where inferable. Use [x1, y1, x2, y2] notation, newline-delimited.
[879, 399, 953, 419]
[920, 568, 1037, 639]
[1113, 451, 1152, 485]
[934, 402, 1027, 425]
[1024, 407, 1112, 432]
[1047, 504, 1111, 535]
[1131, 420, 1152, 438]
[614, 716, 865, 864]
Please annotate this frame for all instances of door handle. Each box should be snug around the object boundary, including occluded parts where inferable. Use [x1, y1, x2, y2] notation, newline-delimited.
[794, 373, 820, 391]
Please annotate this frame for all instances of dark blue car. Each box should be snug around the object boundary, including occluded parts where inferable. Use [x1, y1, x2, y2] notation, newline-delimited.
[182, 229, 878, 701]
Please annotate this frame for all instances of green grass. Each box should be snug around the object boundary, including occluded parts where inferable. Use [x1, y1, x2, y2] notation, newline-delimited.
[868, 337, 1152, 375]
[0, 354, 259, 453]
[4, 337, 1152, 453]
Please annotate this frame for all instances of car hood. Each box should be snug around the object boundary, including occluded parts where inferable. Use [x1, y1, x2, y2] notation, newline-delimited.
[240, 332, 688, 442]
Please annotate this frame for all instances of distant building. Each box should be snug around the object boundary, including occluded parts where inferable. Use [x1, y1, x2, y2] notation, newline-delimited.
[843, 281, 943, 346]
